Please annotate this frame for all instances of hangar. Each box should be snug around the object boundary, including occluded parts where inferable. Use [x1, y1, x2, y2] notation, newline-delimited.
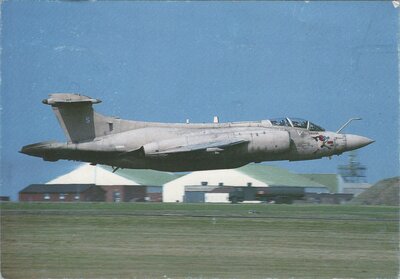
[20, 164, 178, 202]
[163, 164, 329, 203]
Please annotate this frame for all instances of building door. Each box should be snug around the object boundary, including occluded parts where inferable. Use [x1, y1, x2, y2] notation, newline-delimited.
[184, 192, 205, 203]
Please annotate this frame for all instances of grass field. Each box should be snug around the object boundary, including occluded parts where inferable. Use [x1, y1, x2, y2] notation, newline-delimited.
[1, 202, 398, 279]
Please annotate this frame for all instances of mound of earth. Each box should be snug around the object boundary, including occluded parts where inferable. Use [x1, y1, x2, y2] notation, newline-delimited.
[352, 177, 399, 206]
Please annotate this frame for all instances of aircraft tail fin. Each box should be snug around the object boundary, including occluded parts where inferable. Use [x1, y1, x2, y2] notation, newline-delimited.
[43, 93, 110, 143]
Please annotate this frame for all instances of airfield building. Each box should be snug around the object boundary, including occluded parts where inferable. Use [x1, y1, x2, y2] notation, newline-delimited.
[163, 164, 330, 203]
[19, 184, 105, 202]
[300, 173, 371, 196]
[19, 164, 178, 202]
[19, 163, 362, 204]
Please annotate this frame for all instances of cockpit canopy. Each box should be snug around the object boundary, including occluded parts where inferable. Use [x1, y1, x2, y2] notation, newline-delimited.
[270, 117, 325, 131]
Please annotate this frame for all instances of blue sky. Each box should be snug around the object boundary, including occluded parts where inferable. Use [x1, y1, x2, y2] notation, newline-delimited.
[1, 2, 398, 200]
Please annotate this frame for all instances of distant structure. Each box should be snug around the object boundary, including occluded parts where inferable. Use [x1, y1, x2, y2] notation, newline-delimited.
[19, 184, 105, 202]
[0, 196, 10, 202]
[334, 151, 371, 196]
[19, 164, 179, 203]
[163, 164, 331, 203]
[19, 163, 371, 204]
[338, 151, 367, 183]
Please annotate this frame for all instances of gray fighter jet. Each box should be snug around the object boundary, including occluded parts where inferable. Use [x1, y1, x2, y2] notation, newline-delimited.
[20, 93, 374, 172]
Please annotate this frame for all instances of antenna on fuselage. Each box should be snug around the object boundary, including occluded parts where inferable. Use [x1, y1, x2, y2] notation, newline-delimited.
[336, 118, 362, 133]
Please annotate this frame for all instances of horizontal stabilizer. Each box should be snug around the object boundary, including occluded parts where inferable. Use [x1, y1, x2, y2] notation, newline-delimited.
[43, 93, 101, 105]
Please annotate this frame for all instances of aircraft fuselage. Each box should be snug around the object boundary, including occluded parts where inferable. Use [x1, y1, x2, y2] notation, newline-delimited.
[20, 94, 374, 172]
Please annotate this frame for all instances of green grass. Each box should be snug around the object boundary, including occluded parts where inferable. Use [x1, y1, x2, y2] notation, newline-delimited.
[1, 203, 399, 278]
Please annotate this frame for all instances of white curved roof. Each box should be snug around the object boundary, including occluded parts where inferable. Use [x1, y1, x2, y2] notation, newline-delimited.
[46, 164, 140, 185]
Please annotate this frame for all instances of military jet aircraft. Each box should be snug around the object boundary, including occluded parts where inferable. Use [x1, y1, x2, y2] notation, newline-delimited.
[20, 93, 374, 172]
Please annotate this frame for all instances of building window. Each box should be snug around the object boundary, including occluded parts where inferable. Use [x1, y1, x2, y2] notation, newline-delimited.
[113, 191, 121, 202]
[201, 181, 208, 186]
[74, 195, 80, 201]
[218, 182, 224, 186]
[43, 193, 50, 200]
[59, 193, 66, 200]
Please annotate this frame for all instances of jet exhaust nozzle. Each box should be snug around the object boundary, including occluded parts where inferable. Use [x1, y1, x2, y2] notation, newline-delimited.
[20, 141, 60, 160]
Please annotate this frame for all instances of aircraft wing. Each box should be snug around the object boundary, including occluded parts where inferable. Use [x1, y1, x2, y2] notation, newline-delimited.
[149, 139, 249, 155]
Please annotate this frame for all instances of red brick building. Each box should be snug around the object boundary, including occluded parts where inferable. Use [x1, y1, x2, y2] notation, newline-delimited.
[101, 185, 147, 202]
[19, 184, 105, 202]
[20, 164, 180, 202]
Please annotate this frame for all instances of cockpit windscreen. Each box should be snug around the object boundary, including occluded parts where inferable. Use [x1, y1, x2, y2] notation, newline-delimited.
[308, 121, 325, 131]
[270, 118, 290, 127]
[290, 118, 308, 129]
[270, 117, 325, 131]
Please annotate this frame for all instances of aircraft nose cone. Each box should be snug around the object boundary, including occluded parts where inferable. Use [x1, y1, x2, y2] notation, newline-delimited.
[346, 134, 374, 151]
